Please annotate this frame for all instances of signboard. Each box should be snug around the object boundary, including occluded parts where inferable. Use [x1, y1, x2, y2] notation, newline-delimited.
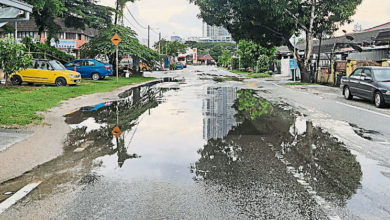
[193, 48, 198, 61]
[289, 59, 298, 69]
[112, 126, 122, 138]
[50, 40, 76, 49]
[111, 33, 122, 46]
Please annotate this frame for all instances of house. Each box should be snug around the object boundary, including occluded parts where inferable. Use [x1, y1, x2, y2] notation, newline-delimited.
[276, 22, 390, 83]
[0, 18, 98, 57]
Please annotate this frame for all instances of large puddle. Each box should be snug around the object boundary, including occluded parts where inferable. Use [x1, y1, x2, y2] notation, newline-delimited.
[2, 71, 389, 219]
[61, 83, 365, 218]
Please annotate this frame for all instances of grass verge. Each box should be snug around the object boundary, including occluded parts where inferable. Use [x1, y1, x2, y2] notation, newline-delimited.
[230, 70, 248, 74]
[230, 70, 272, 78]
[0, 76, 155, 126]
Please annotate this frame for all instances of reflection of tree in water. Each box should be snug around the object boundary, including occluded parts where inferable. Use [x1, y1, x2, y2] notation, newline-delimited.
[195, 89, 362, 214]
[65, 86, 163, 168]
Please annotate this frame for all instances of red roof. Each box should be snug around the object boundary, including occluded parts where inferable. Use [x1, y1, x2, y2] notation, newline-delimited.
[365, 22, 390, 32]
[198, 54, 214, 61]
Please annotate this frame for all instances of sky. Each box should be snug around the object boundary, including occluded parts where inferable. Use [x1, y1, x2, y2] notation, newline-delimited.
[100, 0, 390, 44]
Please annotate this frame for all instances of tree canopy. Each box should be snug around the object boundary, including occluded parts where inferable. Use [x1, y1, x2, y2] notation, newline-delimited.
[191, 0, 362, 82]
[25, 0, 114, 41]
[153, 40, 187, 57]
[81, 25, 159, 67]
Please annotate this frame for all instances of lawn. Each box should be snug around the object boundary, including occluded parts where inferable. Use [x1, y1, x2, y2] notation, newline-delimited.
[0, 76, 155, 126]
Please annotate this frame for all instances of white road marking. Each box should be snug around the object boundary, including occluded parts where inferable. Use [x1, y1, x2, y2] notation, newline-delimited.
[0, 181, 42, 214]
[272, 83, 282, 88]
[336, 101, 390, 119]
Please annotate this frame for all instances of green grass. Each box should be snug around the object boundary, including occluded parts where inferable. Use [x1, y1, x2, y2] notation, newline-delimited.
[246, 73, 272, 78]
[0, 76, 155, 126]
[285, 82, 318, 86]
[230, 70, 271, 78]
[230, 70, 248, 74]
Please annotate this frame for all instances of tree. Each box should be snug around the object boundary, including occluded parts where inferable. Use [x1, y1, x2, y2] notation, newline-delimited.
[191, 0, 362, 82]
[209, 44, 223, 62]
[237, 40, 260, 70]
[217, 50, 232, 67]
[115, 0, 135, 25]
[185, 41, 236, 58]
[81, 25, 158, 73]
[25, 0, 114, 42]
[154, 40, 187, 57]
[0, 38, 32, 85]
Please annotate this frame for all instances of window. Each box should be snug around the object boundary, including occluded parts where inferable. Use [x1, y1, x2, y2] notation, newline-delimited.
[35, 61, 51, 70]
[66, 33, 76, 39]
[87, 61, 95, 66]
[351, 68, 363, 78]
[363, 69, 372, 78]
[77, 34, 82, 40]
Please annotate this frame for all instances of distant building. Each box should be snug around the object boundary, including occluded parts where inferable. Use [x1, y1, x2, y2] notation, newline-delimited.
[171, 35, 182, 42]
[0, 18, 98, 57]
[187, 22, 234, 43]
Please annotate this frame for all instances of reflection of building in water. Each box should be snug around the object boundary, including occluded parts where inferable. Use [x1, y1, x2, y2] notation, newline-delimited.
[203, 87, 237, 140]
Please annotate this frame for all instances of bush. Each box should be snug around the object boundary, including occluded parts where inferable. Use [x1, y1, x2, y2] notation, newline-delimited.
[256, 55, 270, 73]
[231, 57, 239, 70]
[169, 63, 176, 70]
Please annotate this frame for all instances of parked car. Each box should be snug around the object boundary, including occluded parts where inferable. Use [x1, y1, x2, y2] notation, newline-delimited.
[10, 59, 81, 86]
[175, 62, 184, 70]
[140, 61, 152, 72]
[119, 58, 133, 73]
[65, 59, 113, 80]
[341, 67, 390, 108]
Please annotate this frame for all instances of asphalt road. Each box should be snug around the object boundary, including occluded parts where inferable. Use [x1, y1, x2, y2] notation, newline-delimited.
[1, 66, 389, 220]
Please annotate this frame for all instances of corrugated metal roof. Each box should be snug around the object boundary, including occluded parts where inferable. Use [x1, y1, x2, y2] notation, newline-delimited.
[2, 18, 99, 37]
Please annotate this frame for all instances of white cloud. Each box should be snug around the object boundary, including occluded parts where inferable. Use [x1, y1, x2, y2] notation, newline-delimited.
[98, 0, 390, 41]
[99, 0, 203, 44]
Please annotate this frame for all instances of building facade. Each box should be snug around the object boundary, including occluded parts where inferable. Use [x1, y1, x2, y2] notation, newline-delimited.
[0, 18, 98, 56]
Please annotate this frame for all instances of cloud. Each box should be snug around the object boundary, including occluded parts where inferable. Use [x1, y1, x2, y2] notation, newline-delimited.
[99, 0, 390, 40]
[99, 0, 203, 44]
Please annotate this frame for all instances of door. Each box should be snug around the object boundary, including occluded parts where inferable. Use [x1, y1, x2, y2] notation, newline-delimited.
[23, 60, 51, 83]
[348, 68, 363, 95]
[71, 61, 86, 78]
[359, 68, 375, 100]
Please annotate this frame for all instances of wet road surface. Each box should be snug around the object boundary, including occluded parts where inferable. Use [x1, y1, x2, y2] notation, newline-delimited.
[1, 66, 390, 219]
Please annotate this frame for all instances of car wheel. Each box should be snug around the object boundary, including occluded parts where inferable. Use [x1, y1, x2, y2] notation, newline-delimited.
[11, 75, 22, 86]
[374, 92, 385, 108]
[91, 73, 100, 81]
[344, 86, 353, 100]
[55, 77, 67, 87]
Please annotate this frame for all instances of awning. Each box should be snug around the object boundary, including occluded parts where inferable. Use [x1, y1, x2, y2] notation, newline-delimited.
[376, 31, 390, 41]
[0, 7, 20, 27]
[0, 0, 33, 26]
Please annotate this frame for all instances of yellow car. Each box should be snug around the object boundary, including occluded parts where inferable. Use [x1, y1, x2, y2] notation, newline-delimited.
[10, 59, 81, 86]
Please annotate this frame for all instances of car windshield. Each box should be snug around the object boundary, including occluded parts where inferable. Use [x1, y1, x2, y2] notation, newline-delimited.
[49, 60, 66, 70]
[373, 69, 390, 81]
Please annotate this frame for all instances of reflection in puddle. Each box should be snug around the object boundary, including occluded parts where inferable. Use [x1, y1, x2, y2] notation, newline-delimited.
[195, 89, 363, 218]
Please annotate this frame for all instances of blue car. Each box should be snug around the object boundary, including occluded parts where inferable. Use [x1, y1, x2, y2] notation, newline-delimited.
[175, 62, 184, 70]
[65, 59, 113, 80]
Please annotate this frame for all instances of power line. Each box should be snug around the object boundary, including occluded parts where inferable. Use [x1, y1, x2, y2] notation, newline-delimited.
[123, 15, 149, 39]
[126, 6, 148, 30]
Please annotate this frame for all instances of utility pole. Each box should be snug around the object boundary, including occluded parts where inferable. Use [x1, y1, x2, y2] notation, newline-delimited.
[158, 32, 161, 55]
[148, 25, 150, 48]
